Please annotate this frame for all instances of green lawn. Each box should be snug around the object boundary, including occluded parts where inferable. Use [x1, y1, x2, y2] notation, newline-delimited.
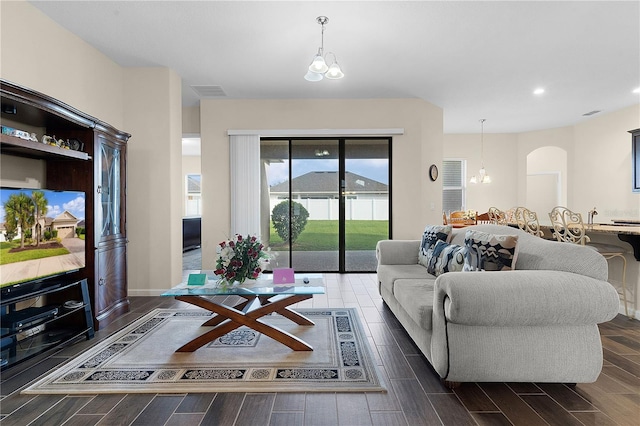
[269, 220, 388, 251]
[0, 241, 70, 265]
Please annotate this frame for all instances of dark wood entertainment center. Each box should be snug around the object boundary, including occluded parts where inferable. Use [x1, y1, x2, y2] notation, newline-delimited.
[0, 79, 130, 341]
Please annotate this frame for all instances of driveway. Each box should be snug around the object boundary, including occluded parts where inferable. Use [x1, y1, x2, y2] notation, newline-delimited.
[0, 237, 86, 285]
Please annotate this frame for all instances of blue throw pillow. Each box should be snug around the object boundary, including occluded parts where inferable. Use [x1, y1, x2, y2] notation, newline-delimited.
[418, 225, 452, 267]
[427, 240, 466, 276]
[463, 230, 519, 271]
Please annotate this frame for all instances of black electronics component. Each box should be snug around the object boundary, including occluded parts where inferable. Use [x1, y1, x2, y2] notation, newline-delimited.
[1, 306, 59, 331]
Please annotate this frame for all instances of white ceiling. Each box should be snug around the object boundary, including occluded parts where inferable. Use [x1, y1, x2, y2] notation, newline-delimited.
[29, 1, 640, 133]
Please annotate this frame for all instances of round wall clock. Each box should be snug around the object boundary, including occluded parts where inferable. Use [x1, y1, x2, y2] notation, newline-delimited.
[429, 164, 438, 181]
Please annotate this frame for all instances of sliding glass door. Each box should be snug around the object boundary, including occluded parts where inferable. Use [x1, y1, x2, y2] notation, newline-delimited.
[260, 137, 390, 272]
[344, 139, 390, 271]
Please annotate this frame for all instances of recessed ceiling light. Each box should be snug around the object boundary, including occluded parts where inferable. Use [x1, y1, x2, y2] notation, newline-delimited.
[633, 87, 640, 94]
[533, 88, 545, 95]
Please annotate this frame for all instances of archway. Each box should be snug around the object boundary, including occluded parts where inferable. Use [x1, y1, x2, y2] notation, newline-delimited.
[526, 146, 567, 224]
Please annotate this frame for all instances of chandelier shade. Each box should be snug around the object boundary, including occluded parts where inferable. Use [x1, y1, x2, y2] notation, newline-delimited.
[305, 16, 344, 81]
[325, 56, 344, 79]
[309, 49, 329, 74]
[304, 70, 324, 82]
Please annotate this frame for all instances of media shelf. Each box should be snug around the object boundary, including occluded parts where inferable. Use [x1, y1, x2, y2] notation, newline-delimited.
[0, 278, 94, 370]
[0, 134, 91, 161]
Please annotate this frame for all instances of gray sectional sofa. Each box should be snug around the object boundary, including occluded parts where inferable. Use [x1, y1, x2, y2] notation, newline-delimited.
[376, 224, 620, 386]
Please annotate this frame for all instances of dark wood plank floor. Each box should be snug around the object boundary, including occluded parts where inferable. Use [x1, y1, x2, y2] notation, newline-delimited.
[1, 273, 638, 425]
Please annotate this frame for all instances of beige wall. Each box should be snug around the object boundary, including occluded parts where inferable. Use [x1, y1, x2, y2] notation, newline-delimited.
[124, 68, 183, 295]
[443, 133, 519, 213]
[526, 146, 568, 221]
[182, 106, 201, 135]
[0, 0, 124, 129]
[443, 106, 639, 221]
[199, 98, 444, 270]
[572, 106, 639, 220]
[516, 126, 575, 208]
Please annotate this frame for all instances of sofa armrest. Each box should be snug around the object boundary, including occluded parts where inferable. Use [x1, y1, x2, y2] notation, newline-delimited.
[376, 240, 421, 265]
[433, 270, 619, 326]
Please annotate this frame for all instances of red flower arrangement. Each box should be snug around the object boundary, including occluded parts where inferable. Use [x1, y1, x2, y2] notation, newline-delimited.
[214, 234, 269, 285]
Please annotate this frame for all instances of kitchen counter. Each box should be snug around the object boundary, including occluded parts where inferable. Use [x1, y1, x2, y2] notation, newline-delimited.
[585, 224, 639, 261]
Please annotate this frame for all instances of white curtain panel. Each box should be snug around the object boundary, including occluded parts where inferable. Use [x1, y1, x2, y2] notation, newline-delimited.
[229, 134, 261, 237]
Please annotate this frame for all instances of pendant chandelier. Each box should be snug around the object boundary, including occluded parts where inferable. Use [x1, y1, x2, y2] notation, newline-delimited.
[470, 119, 491, 184]
[304, 16, 344, 82]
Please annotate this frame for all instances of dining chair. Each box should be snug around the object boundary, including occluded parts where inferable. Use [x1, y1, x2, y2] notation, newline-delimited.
[548, 206, 630, 317]
[504, 207, 517, 225]
[487, 207, 507, 225]
[514, 206, 544, 237]
[476, 212, 491, 224]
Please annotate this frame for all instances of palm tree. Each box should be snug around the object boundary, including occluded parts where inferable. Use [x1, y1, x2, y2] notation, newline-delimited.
[3, 193, 35, 249]
[31, 190, 48, 247]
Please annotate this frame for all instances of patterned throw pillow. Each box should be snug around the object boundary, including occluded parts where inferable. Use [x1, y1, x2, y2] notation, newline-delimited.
[463, 230, 519, 272]
[418, 225, 452, 267]
[427, 240, 466, 276]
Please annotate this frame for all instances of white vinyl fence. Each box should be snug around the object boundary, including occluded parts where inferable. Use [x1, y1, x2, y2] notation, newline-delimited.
[270, 198, 389, 220]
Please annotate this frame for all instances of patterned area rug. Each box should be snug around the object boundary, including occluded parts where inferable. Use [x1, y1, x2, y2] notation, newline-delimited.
[22, 308, 385, 394]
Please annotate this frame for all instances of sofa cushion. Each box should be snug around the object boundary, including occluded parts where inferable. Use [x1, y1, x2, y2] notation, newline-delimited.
[377, 264, 433, 296]
[393, 279, 435, 331]
[427, 240, 466, 276]
[418, 225, 452, 267]
[463, 229, 519, 271]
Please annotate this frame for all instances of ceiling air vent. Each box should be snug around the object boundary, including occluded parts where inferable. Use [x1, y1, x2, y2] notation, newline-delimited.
[582, 110, 601, 116]
[190, 85, 226, 97]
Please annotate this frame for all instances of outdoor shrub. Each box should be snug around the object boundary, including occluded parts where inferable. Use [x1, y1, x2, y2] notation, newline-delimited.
[25, 229, 32, 239]
[52, 230, 58, 238]
[271, 200, 309, 243]
[44, 230, 52, 241]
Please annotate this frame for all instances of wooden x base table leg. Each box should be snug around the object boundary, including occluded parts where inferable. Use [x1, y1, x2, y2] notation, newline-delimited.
[201, 297, 251, 326]
[174, 294, 314, 352]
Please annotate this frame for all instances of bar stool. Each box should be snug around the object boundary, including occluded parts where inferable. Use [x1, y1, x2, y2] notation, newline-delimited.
[549, 206, 630, 318]
[487, 207, 507, 225]
[514, 207, 544, 237]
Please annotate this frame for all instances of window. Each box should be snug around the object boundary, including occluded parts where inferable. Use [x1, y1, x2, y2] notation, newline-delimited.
[442, 159, 466, 213]
[185, 174, 202, 216]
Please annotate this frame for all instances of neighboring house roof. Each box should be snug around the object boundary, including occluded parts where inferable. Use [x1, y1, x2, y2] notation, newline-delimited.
[0, 212, 79, 231]
[53, 210, 79, 224]
[270, 171, 388, 194]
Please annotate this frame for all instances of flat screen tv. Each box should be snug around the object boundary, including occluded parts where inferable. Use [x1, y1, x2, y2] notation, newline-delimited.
[0, 188, 86, 299]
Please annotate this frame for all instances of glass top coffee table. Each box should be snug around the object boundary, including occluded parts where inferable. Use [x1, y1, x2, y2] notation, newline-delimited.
[161, 271, 325, 352]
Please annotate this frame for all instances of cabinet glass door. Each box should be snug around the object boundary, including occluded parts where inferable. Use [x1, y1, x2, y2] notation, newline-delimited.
[100, 143, 121, 237]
